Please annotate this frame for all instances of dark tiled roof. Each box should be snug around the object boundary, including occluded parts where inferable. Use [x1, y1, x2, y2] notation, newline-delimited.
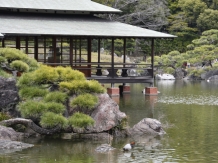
[0, 0, 121, 13]
[0, 14, 176, 38]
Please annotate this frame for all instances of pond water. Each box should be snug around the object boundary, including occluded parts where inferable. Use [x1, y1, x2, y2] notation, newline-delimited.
[1, 80, 218, 163]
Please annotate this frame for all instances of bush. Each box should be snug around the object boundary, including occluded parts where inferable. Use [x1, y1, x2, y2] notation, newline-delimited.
[0, 56, 6, 63]
[33, 65, 59, 84]
[0, 112, 11, 121]
[0, 48, 26, 62]
[44, 102, 65, 114]
[168, 50, 180, 56]
[40, 112, 68, 129]
[19, 86, 48, 99]
[10, 60, 29, 72]
[55, 66, 86, 81]
[18, 100, 66, 118]
[86, 80, 106, 93]
[17, 73, 35, 88]
[68, 112, 94, 128]
[44, 91, 68, 103]
[59, 80, 105, 94]
[22, 57, 39, 71]
[0, 69, 12, 78]
[70, 93, 98, 110]
[18, 100, 47, 118]
[164, 67, 175, 74]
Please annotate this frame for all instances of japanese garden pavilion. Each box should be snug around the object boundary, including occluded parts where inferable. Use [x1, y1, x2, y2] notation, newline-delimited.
[0, 0, 176, 86]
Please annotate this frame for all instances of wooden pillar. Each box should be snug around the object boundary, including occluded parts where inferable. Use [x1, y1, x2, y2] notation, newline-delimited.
[98, 38, 100, 65]
[16, 36, 20, 49]
[87, 37, 91, 77]
[53, 36, 56, 64]
[96, 38, 102, 76]
[145, 38, 157, 96]
[111, 38, 115, 79]
[79, 38, 82, 63]
[107, 37, 120, 96]
[151, 38, 154, 78]
[25, 36, 28, 54]
[44, 36, 46, 63]
[70, 37, 73, 67]
[34, 36, 38, 60]
[2, 38, 5, 47]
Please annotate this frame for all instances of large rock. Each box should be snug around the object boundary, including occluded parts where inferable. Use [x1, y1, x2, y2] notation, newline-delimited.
[128, 118, 165, 136]
[0, 125, 24, 141]
[0, 77, 19, 112]
[0, 125, 33, 154]
[174, 68, 187, 79]
[73, 93, 127, 133]
[0, 77, 18, 91]
[0, 140, 33, 154]
[207, 75, 218, 81]
[201, 70, 218, 80]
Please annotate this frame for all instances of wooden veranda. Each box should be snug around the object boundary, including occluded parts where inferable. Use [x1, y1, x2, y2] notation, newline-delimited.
[0, 0, 176, 85]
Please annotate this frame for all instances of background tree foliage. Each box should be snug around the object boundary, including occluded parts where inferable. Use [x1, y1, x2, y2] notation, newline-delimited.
[93, 0, 218, 56]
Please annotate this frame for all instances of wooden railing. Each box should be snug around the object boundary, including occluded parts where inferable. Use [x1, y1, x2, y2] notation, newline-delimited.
[45, 62, 153, 77]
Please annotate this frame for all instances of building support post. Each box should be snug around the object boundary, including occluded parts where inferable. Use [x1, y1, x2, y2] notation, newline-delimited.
[119, 38, 130, 94]
[107, 38, 120, 96]
[145, 38, 158, 96]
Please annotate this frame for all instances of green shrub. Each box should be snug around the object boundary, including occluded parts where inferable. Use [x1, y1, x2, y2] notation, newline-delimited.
[40, 112, 68, 129]
[59, 80, 105, 94]
[0, 112, 11, 121]
[0, 56, 6, 63]
[44, 91, 68, 103]
[44, 102, 65, 114]
[188, 68, 206, 77]
[19, 86, 48, 99]
[17, 73, 35, 88]
[168, 50, 180, 56]
[68, 112, 95, 128]
[0, 69, 12, 78]
[164, 67, 175, 74]
[187, 44, 195, 50]
[70, 93, 98, 110]
[33, 65, 59, 84]
[59, 81, 86, 94]
[18, 100, 46, 118]
[10, 60, 29, 72]
[86, 80, 106, 93]
[56, 66, 86, 81]
[0, 48, 26, 62]
[18, 100, 66, 118]
[22, 57, 39, 71]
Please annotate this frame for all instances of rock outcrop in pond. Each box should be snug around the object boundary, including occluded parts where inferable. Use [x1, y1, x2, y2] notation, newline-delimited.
[0, 76, 166, 154]
[0, 125, 34, 154]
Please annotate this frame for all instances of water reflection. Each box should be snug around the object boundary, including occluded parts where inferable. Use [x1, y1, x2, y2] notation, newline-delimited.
[1, 81, 218, 163]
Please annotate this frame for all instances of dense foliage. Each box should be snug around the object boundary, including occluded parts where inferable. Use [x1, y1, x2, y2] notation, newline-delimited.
[152, 29, 218, 77]
[15, 61, 106, 130]
[93, 0, 218, 55]
[0, 48, 39, 72]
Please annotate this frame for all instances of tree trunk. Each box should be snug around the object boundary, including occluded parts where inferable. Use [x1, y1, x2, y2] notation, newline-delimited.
[0, 118, 61, 135]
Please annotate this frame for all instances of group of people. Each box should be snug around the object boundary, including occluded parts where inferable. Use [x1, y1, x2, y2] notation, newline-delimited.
[47, 46, 61, 63]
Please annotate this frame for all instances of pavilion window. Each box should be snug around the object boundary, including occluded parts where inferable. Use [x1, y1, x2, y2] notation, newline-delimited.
[59, 37, 70, 64]
[72, 38, 88, 66]
[27, 37, 35, 59]
[4, 37, 16, 48]
[37, 36, 46, 63]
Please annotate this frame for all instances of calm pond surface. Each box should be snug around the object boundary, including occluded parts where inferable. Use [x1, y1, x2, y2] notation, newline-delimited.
[1, 80, 218, 163]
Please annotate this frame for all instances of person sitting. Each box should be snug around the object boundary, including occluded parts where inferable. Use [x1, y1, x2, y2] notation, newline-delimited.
[47, 46, 54, 63]
[56, 47, 61, 63]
